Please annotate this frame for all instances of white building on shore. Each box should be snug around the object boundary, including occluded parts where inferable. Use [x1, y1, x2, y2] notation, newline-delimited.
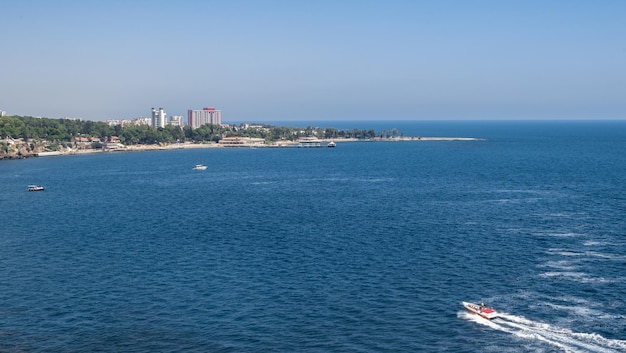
[151, 107, 166, 128]
[169, 115, 184, 127]
[188, 107, 222, 129]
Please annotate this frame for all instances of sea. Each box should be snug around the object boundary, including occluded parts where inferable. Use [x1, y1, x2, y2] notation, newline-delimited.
[1, 120, 625, 352]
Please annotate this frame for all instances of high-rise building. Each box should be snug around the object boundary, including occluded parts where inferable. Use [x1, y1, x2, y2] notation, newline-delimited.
[188, 107, 222, 129]
[151, 107, 166, 128]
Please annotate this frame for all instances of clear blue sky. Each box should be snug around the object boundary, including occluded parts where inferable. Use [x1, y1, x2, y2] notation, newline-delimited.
[2, 0, 625, 121]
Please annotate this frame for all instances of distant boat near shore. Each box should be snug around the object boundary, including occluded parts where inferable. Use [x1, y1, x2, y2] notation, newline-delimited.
[27, 185, 45, 191]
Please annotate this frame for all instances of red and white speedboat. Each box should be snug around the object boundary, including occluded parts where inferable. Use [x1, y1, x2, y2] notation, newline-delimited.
[462, 301, 498, 319]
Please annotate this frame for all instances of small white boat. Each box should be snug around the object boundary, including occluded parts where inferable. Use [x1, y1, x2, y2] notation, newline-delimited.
[27, 185, 45, 191]
[192, 164, 207, 170]
[327, 141, 336, 148]
[462, 301, 498, 320]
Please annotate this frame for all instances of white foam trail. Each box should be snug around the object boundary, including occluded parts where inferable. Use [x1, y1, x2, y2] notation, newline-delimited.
[538, 260, 579, 271]
[583, 241, 610, 246]
[545, 249, 626, 262]
[460, 311, 626, 352]
[459, 311, 574, 351]
[538, 271, 616, 284]
[585, 251, 626, 261]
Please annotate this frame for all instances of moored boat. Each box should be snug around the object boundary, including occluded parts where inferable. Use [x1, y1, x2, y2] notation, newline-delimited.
[27, 185, 45, 191]
[462, 301, 498, 319]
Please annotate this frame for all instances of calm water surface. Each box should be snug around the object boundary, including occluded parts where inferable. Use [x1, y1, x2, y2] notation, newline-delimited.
[1, 120, 625, 352]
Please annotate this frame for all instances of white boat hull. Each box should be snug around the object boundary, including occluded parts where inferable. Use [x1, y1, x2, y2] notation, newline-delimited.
[462, 301, 498, 320]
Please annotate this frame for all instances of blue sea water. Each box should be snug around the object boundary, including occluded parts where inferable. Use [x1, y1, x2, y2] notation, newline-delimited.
[1, 120, 625, 352]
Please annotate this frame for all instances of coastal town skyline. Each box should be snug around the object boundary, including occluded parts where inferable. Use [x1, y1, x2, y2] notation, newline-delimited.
[2, 1, 625, 122]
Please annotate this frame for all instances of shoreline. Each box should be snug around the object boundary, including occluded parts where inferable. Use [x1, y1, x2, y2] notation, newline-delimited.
[29, 136, 482, 157]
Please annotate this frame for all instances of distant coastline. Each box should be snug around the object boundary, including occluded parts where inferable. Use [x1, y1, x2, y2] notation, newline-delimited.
[29, 136, 482, 158]
[0, 115, 483, 160]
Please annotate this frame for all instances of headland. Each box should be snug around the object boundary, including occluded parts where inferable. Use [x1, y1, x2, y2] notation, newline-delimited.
[0, 115, 482, 160]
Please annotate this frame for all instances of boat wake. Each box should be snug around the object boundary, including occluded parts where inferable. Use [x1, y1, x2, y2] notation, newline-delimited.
[459, 311, 626, 352]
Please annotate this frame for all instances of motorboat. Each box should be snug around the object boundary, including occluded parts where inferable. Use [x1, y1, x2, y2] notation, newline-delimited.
[27, 185, 45, 191]
[462, 301, 498, 319]
[327, 141, 336, 148]
[192, 164, 207, 170]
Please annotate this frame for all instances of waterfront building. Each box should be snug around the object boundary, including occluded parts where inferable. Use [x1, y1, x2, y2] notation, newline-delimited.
[169, 115, 184, 127]
[188, 107, 222, 129]
[105, 119, 126, 127]
[151, 107, 166, 128]
[132, 117, 151, 126]
[219, 137, 265, 146]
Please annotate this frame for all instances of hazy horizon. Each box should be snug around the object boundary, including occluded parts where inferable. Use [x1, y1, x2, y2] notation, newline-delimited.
[2, 1, 625, 122]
